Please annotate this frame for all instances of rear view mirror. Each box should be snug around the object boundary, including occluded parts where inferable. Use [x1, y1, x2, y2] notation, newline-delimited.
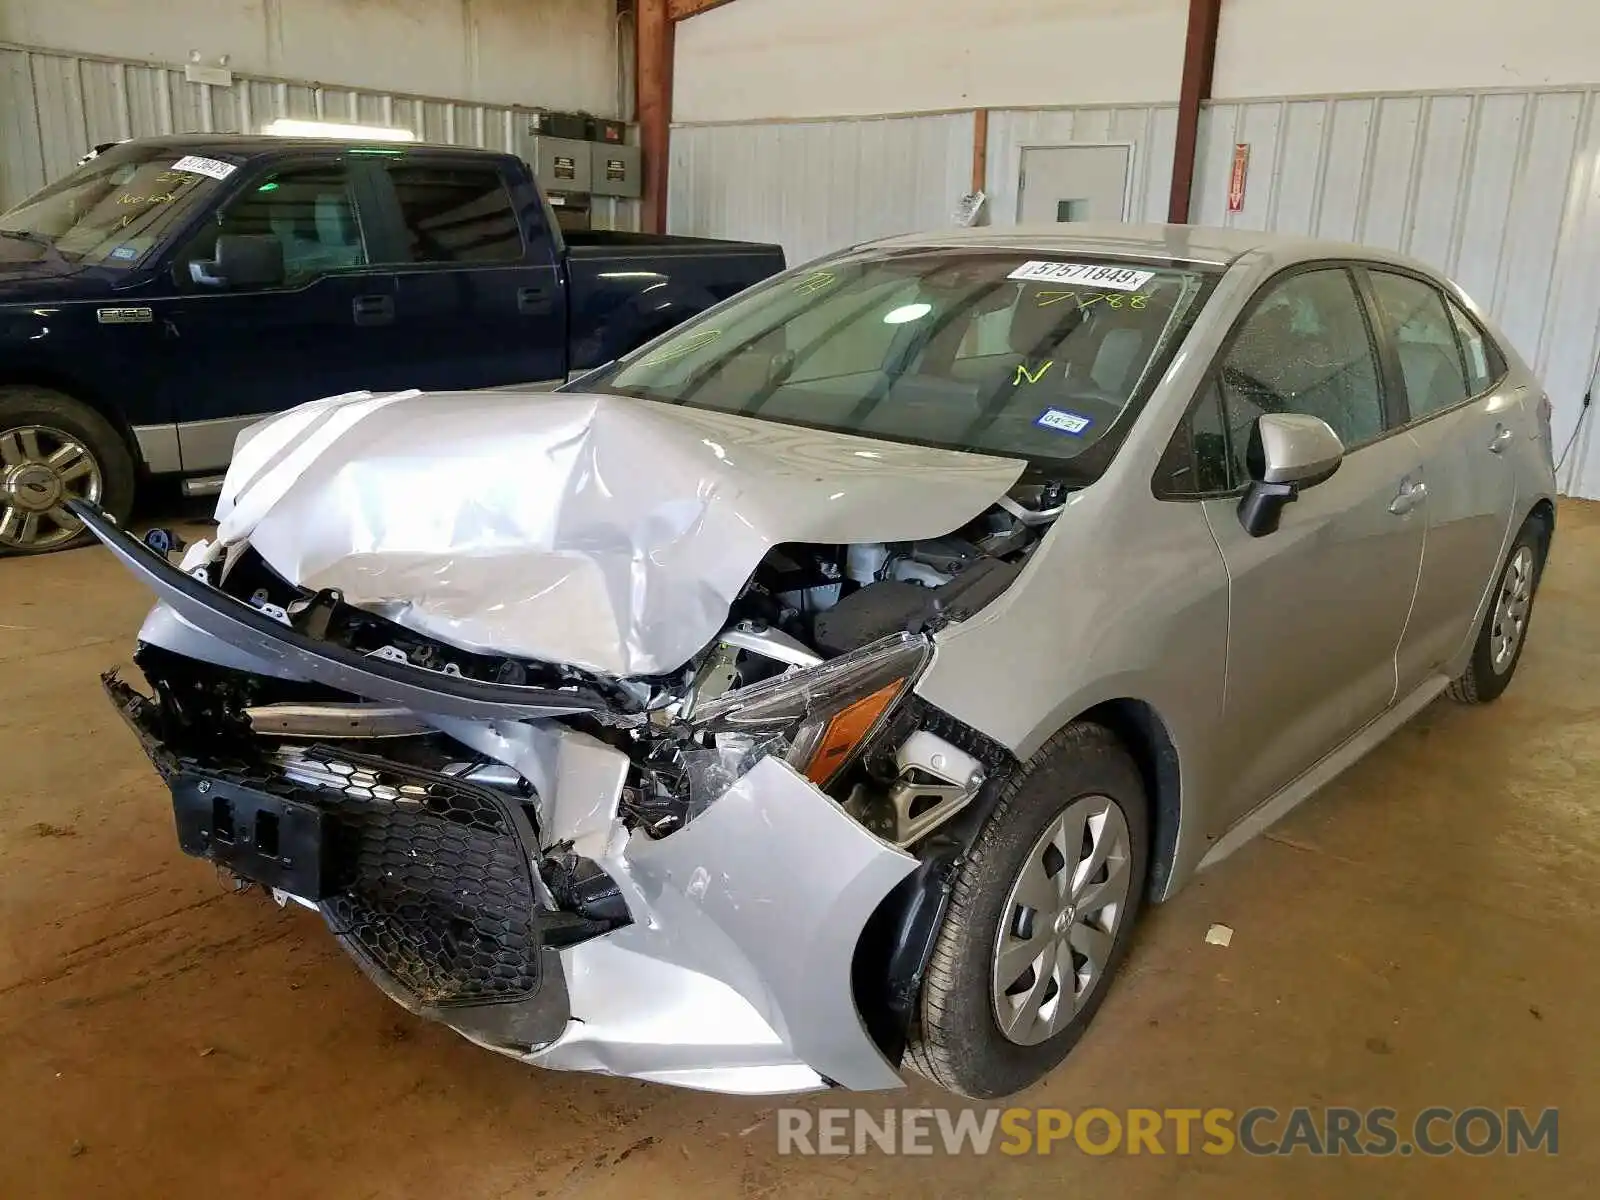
[190, 234, 284, 289]
[1237, 413, 1345, 537]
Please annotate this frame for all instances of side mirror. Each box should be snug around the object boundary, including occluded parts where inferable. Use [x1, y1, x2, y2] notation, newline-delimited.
[189, 234, 284, 289]
[1236, 413, 1345, 538]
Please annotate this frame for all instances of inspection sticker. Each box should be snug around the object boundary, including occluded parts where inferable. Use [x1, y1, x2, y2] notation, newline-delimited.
[108, 244, 140, 261]
[1035, 407, 1094, 436]
[169, 154, 237, 181]
[1008, 261, 1155, 292]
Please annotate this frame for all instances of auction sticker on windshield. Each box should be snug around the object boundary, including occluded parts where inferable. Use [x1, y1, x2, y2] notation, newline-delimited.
[170, 155, 237, 181]
[1035, 408, 1094, 436]
[1008, 261, 1155, 291]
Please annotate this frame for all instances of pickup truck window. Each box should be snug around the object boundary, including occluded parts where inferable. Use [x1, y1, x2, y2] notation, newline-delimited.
[0, 144, 225, 269]
[595, 249, 1216, 479]
[384, 164, 524, 264]
[179, 164, 367, 286]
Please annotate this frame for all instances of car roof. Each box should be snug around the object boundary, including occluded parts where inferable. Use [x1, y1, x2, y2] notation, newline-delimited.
[104, 133, 511, 160]
[862, 222, 1412, 269]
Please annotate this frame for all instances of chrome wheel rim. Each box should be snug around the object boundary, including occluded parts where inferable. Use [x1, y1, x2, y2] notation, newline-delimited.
[991, 794, 1132, 1046]
[0, 425, 102, 551]
[1490, 545, 1536, 675]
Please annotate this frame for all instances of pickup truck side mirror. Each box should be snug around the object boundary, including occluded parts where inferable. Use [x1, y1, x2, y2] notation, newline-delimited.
[1237, 413, 1345, 538]
[190, 234, 285, 289]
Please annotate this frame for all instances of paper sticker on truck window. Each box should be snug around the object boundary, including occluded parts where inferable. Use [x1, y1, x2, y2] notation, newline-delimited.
[1035, 408, 1094, 436]
[169, 154, 236, 181]
[1008, 261, 1154, 292]
[108, 244, 141, 261]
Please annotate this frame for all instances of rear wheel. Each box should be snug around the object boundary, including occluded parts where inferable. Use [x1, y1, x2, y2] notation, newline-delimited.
[905, 722, 1149, 1098]
[0, 386, 135, 555]
[1446, 520, 1546, 705]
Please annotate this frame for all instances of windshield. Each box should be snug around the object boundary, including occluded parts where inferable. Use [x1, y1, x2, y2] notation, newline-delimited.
[591, 248, 1218, 477]
[0, 143, 234, 269]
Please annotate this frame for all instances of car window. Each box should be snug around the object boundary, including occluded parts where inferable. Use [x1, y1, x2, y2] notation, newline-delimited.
[1, 145, 230, 269]
[1447, 299, 1504, 395]
[202, 164, 366, 285]
[1369, 271, 1472, 420]
[1220, 268, 1386, 464]
[594, 250, 1217, 481]
[384, 163, 523, 264]
[1158, 380, 1234, 497]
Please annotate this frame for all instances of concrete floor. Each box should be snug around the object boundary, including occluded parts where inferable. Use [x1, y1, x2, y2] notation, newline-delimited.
[2, 501, 1597, 1199]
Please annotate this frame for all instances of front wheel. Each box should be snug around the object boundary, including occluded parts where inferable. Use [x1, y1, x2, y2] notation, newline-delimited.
[0, 386, 135, 555]
[905, 722, 1149, 1099]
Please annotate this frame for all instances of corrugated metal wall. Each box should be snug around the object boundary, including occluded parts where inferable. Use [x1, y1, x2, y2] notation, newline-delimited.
[983, 104, 1178, 225]
[1192, 88, 1600, 498]
[667, 113, 976, 266]
[0, 41, 639, 228]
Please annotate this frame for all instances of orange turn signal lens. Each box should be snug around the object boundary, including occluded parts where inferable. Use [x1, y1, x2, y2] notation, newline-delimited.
[801, 680, 904, 787]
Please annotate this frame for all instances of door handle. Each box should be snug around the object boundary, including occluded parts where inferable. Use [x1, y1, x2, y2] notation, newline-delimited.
[1389, 478, 1428, 516]
[351, 294, 395, 326]
[1489, 424, 1514, 453]
[517, 285, 554, 316]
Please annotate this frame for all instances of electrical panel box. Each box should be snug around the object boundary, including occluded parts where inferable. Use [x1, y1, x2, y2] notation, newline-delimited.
[522, 134, 593, 195]
[590, 143, 641, 199]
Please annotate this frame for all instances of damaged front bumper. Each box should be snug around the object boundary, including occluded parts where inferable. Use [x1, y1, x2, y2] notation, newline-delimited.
[84, 505, 921, 1095]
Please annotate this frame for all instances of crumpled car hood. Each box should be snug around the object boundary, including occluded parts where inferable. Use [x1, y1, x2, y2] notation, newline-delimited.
[214, 390, 1025, 677]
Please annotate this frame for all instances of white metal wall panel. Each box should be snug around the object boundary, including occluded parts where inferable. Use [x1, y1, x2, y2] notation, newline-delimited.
[1197, 87, 1600, 498]
[0, 42, 571, 209]
[984, 105, 1178, 227]
[668, 114, 975, 266]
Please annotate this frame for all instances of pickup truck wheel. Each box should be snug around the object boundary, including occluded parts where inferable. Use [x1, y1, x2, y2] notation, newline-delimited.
[0, 386, 135, 555]
[904, 722, 1149, 1099]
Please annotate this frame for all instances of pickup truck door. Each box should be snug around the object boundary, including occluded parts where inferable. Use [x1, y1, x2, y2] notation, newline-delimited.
[361, 153, 568, 390]
[152, 154, 403, 473]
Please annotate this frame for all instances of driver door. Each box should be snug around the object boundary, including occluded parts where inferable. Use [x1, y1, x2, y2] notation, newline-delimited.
[1200, 265, 1426, 823]
[150, 157, 401, 473]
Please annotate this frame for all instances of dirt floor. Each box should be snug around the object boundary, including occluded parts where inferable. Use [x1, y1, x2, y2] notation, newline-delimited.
[2, 500, 1598, 1199]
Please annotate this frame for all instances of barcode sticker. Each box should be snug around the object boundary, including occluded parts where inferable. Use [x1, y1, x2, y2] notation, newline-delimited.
[170, 155, 237, 181]
[1008, 261, 1155, 292]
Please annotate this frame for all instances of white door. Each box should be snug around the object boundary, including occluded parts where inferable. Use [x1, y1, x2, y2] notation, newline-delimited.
[1018, 145, 1131, 224]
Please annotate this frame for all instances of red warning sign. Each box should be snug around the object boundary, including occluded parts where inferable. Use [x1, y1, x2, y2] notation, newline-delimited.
[1228, 143, 1251, 214]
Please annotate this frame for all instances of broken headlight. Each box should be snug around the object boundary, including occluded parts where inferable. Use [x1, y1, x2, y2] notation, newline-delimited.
[686, 632, 931, 794]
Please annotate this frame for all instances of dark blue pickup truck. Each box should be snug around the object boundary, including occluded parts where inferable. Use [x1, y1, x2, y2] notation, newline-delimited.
[0, 135, 784, 553]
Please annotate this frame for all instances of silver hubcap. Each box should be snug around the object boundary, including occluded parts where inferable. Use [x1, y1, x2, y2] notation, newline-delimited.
[991, 795, 1132, 1046]
[0, 425, 102, 550]
[1490, 545, 1536, 674]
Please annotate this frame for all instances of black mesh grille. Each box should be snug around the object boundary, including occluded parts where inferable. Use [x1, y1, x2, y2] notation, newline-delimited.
[286, 747, 543, 1009]
[159, 744, 542, 1010]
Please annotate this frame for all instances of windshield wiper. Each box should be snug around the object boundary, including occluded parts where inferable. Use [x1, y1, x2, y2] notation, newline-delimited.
[0, 229, 70, 268]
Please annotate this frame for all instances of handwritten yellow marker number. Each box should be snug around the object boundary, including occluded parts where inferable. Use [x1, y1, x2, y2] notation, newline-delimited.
[794, 271, 836, 296]
[1036, 290, 1151, 312]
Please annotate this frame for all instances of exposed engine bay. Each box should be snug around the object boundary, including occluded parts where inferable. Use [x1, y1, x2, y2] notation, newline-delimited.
[136, 478, 1060, 857]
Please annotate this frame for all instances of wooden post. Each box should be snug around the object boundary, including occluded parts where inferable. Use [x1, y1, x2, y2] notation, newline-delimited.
[638, 0, 673, 234]
[1168, 0, 1223, 224]
[971, 108, 989, 194]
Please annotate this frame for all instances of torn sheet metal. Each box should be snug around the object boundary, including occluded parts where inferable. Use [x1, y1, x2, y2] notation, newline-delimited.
[532, 755, 918, 1092]
[212, 390, 1025, 677]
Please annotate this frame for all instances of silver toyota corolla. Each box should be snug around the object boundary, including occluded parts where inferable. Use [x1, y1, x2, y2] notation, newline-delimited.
[84, 224, 1556, 1099]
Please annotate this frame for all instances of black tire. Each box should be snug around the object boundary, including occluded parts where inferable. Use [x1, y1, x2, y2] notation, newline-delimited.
[1446, 519, 1547, 705]
[905, 722, 1149, 1099]
[0, 385, 136, 556]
